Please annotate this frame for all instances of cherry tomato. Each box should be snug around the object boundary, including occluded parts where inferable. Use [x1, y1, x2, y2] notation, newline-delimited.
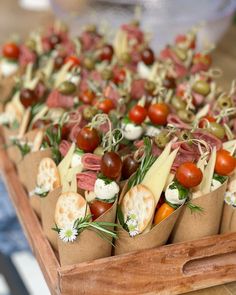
[99, 44, 114, 62]
[44, 124, 69, 144]
[54, 55, 65, 70]
[141, 48, 155, 65]
[20, 89, 38, 107]
[113, 68, 126, 84]
[215, 149, 236, 176]
[148, 103, 170, 125]
[77, 126, 100, 152]
[32, 119, 51, 130]
[101, 151, 122, 180]
[65, 55, 80, 68]
[193, 53, 211, 66]
[154, 203, 175, 225]
[97, 98, 114, 114]
[129, 105, 147, 125]
[163, 77, 176, 89]
[89, 200, 113, 220]
[2, 43, 20, 59]
[198, 116, 216, 128]
[121, 155, 139, 179]
[80, 89, 95, 105]
[176, 162, 203, 188]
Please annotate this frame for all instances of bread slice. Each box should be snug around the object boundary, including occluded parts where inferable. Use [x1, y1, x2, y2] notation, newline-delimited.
[121, 184, 155, 234]
[37, 158, 61, 191]
[55, 192, 90, 229]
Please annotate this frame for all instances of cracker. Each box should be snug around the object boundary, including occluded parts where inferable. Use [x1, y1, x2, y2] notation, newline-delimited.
[121, 184, 155, 233]
[37, 157, 61, 191]
[55, 192, 90, 229]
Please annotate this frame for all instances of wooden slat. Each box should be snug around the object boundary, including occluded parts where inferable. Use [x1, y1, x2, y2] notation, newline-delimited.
[0, 140, 60, 295]
[58, 233, 236, 295]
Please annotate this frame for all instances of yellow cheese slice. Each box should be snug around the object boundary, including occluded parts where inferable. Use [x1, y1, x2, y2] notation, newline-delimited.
[142, 141, 172, 187]
[27, 76, 40, 90]
[18, 107, 31, 138]
[223, 140, 236, 154]
[30, 106, 49, 126]
[32, 130, 44, 152]
[66, 165, 83, 182]
[199, 147, 216, 194]
[24, 63, 33, 87]
[43, 58, 55, 79]
[58, 142, 75, 180]
[70, 173, 77, 193]
[62, 180, 70, 193]
[54, 61, 73, 87]
[142, 147, 179, 206]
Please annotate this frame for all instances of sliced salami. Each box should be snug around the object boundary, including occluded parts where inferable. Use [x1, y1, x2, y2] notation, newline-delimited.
[46, 90, 74, 109]
[59, 140, 72, 157]
[81, 153, 101, 171]
[77, 171, 97, 191]
[167, 114, 192, 129]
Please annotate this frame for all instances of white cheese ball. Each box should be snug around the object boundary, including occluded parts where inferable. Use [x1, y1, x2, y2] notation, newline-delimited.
[71, 152, 83, 168]
[94, 178, 120, 201]
[66, 72, 80, 85]
[137, 61, 151, 79]
[145, 125, 161, 137]
[0, 60, 18, 77]
[121, 122, 143, 141]
[165, 182, 187, 205]
[211, 179, 222, 192]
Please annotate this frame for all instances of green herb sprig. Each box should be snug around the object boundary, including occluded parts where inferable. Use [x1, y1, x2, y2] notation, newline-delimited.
[128, 137, 156, 189]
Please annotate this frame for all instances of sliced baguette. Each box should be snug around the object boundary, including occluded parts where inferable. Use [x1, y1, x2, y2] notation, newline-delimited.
[37, 158, 61, 191]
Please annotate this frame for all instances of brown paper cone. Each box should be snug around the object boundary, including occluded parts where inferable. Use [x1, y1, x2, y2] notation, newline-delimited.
[0, 74, 16, 104]
[170, 181, 227, 243]
[30, 196, 41, 219]
[220, 203, 236, 234]
[41, 187, 62, 251]
[114, 181, 183, 256]
[17, 148, 52, 193]
[58, 201, 117, 266]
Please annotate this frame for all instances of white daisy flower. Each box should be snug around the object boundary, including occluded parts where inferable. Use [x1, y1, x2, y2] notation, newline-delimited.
[59, 226, 78, 243]
[126, 212, 140, 237]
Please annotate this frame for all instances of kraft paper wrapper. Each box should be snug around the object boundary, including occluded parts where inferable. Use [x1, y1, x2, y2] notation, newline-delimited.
[114, 181, 183, 256]
[3, 128, 38, 165]
[30, 196, 41, 219]
[58, 200, 117, 266]
[17, 148, 52, 193]
[0, 74, 16, 104]
[41, 187, 62, 251]
[170, 181, 227, 243]
[220, 203, 236, 234]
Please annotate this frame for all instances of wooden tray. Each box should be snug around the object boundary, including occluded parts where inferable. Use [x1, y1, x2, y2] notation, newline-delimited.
[1, 144, 236, 295]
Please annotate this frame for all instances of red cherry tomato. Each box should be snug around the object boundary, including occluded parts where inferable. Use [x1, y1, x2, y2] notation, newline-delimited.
[176, 162, 203, 188]
[80, 89, 95, 105]
[54, 55, 65, 70]
[48, 34, 61, 49]
[89, 200, 113, 220]
[101, 151, 122, 180]
[65, 55, 80, 68]
[2, 43, 20, 59]
[121, 155, 139, 179]
[77, 126, 100, 152]
[141, 48, 155, 65]
[44, 124, 69, 144]
[20, 89, 38, 107]
[113, 68, 126, 84]
[97, 98, 114, 114]
[215, 149, 236, 176]
[148, 103, 170, 125]
[129, 105, 147, 125]
[199, 116, 216, 128]
[99, 44, 114, 62]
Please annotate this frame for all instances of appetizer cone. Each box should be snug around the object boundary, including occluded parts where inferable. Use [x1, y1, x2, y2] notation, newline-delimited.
[170, 182, 227, 243]
[221, 204, 236, 234]
[115, 181, 182, 255]
[57, 199, 117, 266]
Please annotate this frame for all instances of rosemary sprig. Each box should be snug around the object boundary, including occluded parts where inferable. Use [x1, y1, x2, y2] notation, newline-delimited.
[43, 124, 62, 164]
[128, 137, 156, 189]
[12, 139, 31, 157]
[186, 202, 204, 214]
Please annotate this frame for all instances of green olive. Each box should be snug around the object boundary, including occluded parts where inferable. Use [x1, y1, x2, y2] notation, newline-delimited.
[154, 131, 170, 149]
[217, 95, 232, 109]
[179, 130, 193, 142]
[177, 109, 195, 123]
[173, 47, 187, 61]
[145, 81, 156, 94]
[192, 80, 210, 96]
[83, 106, 97, 120]
[26, 39, 36, 51]
[83, 57, 95, 71]
[120, 52, 131, 64]
[93, 146, 104, 156]
[101, 69, 113, 80]
[58, 81, 76, 95]
[86, 24, 97, 33]
[131, 19, 140, 27]
[171, 96, 186, 110]
[207, 122, 225, 139]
